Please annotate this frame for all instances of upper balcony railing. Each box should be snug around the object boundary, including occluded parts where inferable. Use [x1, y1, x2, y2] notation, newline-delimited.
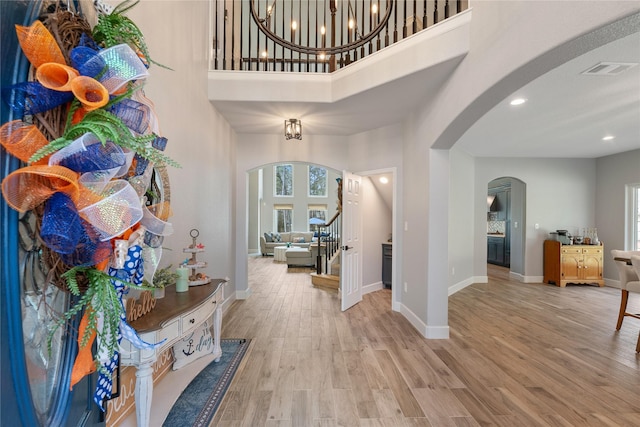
[210, 0, 468, 73]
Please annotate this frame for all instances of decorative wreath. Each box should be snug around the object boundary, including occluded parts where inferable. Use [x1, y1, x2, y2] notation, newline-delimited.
[1, 0, 178, 411]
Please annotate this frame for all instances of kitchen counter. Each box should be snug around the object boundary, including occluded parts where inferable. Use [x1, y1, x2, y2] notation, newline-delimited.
[487, 233, 505, 238]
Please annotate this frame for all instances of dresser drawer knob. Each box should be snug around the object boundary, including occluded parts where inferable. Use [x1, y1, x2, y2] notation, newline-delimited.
[189, 318, 195, 324]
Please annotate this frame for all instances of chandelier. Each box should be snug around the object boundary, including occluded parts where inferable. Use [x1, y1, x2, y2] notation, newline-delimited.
[251, 1, 394, 60]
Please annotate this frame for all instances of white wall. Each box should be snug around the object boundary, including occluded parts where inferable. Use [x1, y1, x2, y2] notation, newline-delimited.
[361, 177, 392, 290]
[448, 147, 475, 289]
[248, 171, 259, 253]
[596, 148, 640, 283]
[348, 124, 404, 310]
[127, 1, 237, 299]
[473, 157, 596, 280]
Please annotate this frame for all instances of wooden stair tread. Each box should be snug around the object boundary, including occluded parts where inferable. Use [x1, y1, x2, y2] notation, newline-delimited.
[310, 273, 339, 290]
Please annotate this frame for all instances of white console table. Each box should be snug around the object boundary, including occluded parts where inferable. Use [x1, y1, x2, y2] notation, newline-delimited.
[119, 279, 225, 427]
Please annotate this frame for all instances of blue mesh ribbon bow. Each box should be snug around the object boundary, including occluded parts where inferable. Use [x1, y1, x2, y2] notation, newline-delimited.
[94, 244, 165, 411]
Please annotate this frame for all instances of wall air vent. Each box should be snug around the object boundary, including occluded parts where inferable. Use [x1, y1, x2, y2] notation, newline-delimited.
[581, 62, 638, 76]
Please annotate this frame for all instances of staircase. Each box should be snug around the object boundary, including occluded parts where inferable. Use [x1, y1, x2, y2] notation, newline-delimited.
[310, 210, 341, 291]
[311, 252, 340, 290]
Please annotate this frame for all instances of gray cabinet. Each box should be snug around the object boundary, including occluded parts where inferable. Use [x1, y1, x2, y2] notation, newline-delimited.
[382, 243, 392, 288]
[487, 237, 505, 265]
[495, 190, 510, 221]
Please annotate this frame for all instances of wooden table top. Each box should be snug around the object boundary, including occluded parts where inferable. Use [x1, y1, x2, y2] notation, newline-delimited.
[129, 278, 225, 333]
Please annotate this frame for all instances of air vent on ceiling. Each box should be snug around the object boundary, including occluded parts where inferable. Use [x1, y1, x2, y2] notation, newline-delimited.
[581, 62, 638, 76]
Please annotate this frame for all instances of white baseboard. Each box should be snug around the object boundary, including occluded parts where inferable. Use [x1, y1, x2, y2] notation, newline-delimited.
[448, 276, 486, 296]
[400, 303, 427, 336]
[605, 278, 621, 289]
[399, 302, 450, 339]
[235, 287, 252, 299]
[363, 281, 384, 295]
[521, 274, 543, 283]
[424, 325, 450, 339]
[448, 273, 549, 296]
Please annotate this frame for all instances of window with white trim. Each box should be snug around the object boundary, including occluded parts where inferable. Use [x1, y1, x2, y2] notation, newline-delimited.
[627, 184, 640, 250]
[274, 204, 293, 233]
[308, 165, 327, 197]
[274, 164, 293, 196]
[308, 204, 327, 233]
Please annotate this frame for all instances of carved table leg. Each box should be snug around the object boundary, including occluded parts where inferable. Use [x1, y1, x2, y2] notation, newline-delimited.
[135, 359, 155, 427]
[212, 303, 222, 362]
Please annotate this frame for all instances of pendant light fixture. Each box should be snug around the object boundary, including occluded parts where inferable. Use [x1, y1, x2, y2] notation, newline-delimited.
[284, 118, 302, 140]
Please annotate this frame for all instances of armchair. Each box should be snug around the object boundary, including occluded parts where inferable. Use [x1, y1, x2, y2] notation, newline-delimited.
[611, 250, 640, 352]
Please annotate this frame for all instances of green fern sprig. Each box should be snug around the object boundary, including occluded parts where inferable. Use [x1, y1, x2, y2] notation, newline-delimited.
[129, 135, 181, 168]
[93, 0, 172, 70]
[46, 266, 135, 368]
[30, 107, 180, 168]
[29, 136, 73, 162]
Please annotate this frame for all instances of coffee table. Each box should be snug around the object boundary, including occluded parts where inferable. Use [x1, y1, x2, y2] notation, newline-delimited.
[273, 245, 289, 262]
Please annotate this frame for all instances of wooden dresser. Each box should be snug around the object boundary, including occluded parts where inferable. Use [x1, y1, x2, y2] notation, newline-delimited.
[543, 240, 604, 287]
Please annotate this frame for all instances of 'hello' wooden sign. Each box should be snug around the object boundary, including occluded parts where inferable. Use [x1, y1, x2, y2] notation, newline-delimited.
[126, 291, 157, 322]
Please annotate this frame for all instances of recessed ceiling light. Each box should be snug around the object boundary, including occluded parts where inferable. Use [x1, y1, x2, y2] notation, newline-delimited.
[602, 135, 615, 141]
[510, 98, 527, 106]
[379, 177, 389, 184]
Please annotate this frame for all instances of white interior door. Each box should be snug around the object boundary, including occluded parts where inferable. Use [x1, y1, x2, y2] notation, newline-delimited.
[341, 171, 363, 311]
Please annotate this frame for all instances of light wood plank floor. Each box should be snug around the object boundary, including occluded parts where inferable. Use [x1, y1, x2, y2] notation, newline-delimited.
[212, 257, 640, 426]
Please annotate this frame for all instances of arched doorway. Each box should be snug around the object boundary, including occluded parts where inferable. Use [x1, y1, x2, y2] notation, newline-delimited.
[245, 163, 399, 310]
[487, 177, 526, 280]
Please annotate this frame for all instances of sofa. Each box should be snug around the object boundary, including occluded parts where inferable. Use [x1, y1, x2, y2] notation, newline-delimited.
[260, 231, 315, 256]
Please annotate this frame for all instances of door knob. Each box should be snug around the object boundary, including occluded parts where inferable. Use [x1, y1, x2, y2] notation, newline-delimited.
[342, 245, 351, 251]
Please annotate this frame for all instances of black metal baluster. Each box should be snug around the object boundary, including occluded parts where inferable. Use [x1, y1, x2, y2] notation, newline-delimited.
[298, 1, 302, 73]
[213, 1, 218, 69]
[247, 1, 252, 70]
[307, 0, 318, 73]
[360, 0, 365, 59]
[323, 0, 327, 72]
[271, 1, 276, 72]
[445, 0, 449, 19]
[289, 0, 293, 71]
[402, 0, 407, 38]
[234, 1, 239, 70]
[256, 0, 261, 71]
[412, 0, 417, 34]
[281, 0, 285, 71]
[434, 0, 438, 25]
[376, 0, 382, 51]
[340, 0, 345, 68]
[423, 0, 428, 29]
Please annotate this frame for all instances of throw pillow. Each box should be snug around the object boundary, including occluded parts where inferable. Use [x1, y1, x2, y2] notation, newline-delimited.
[273, 233, 281, 242]
[172, 320, 215, 370]
[293, 237, 305, 243]
[264, 232, 273, 242]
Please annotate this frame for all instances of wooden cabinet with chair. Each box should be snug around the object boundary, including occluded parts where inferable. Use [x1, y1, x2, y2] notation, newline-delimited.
[543, 240, 604, 287]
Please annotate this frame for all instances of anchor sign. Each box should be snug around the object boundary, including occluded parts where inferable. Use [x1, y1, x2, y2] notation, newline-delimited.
[182, 338, 195, 356]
